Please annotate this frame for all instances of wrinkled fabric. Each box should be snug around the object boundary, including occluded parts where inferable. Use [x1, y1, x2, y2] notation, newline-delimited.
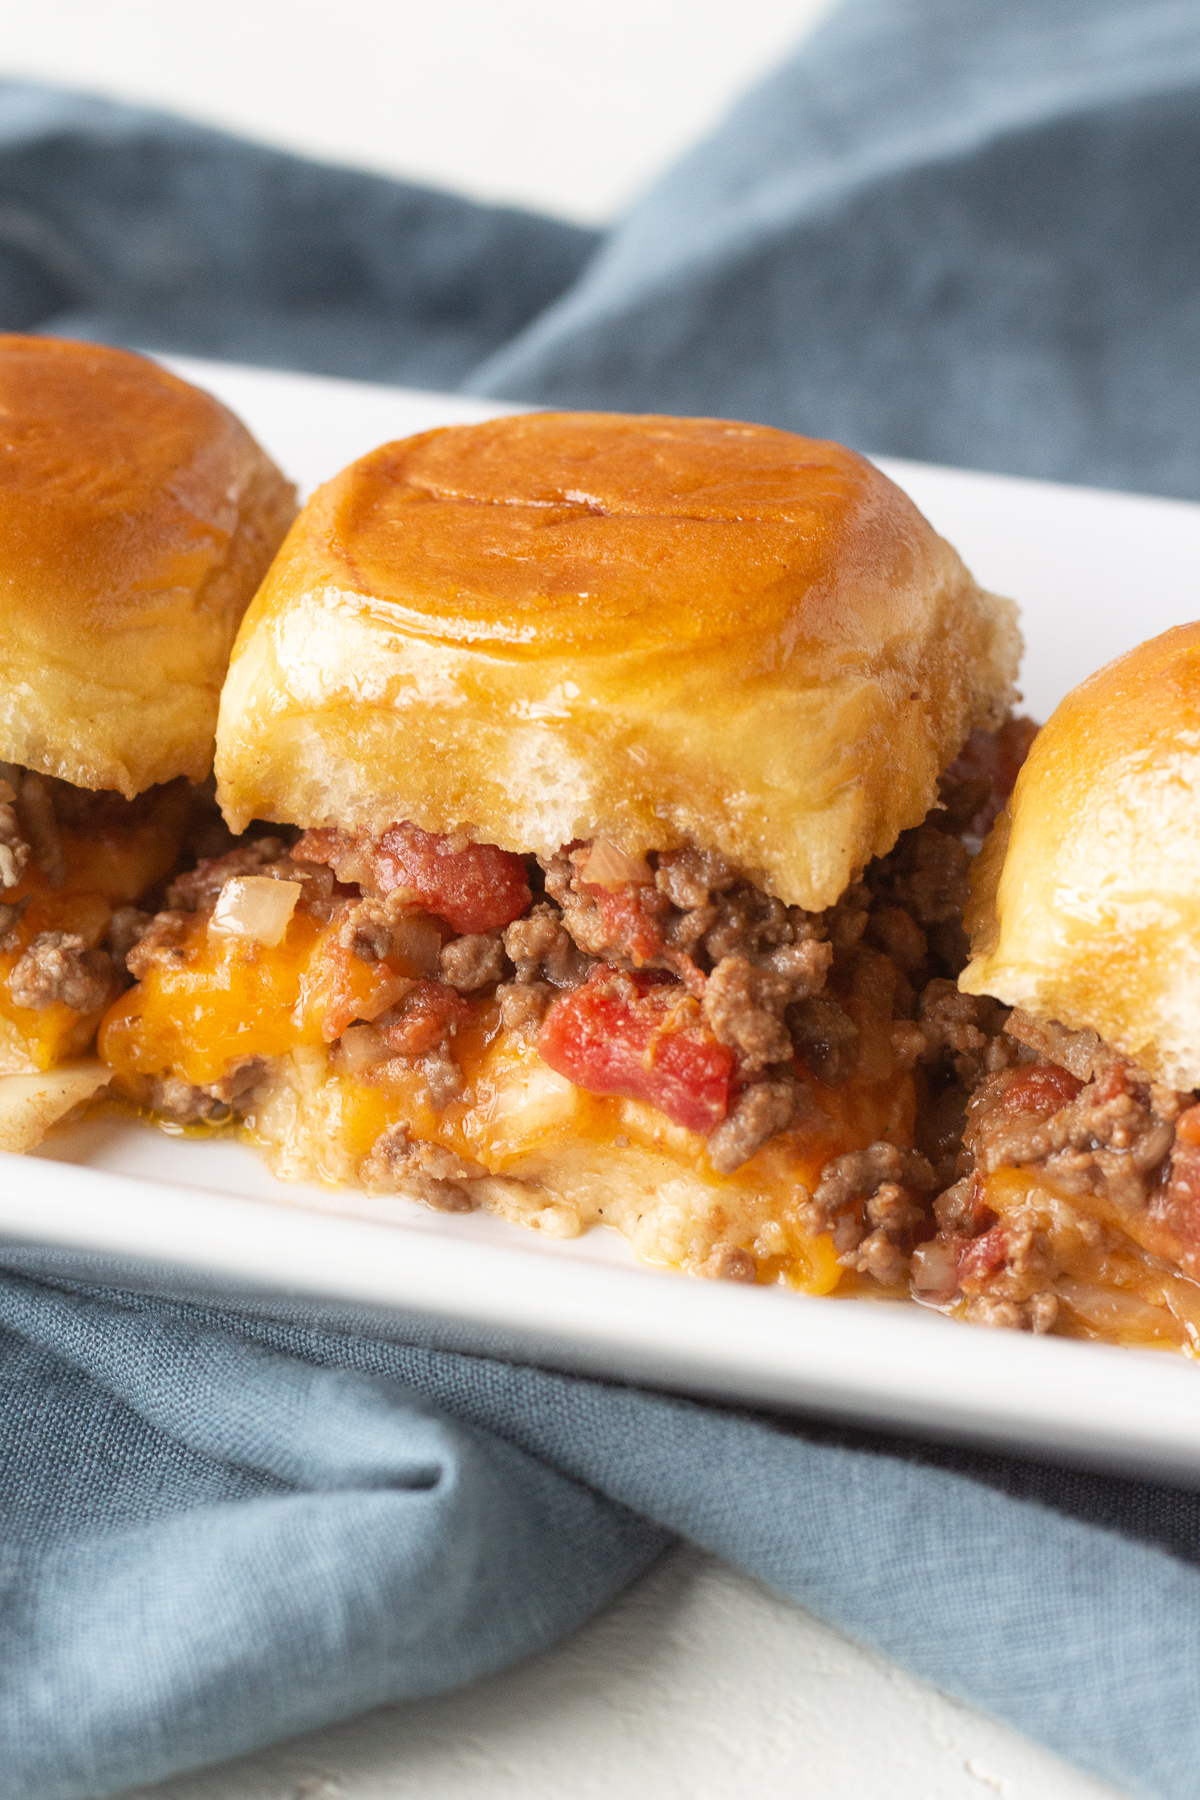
[0, 1254, 1198, 1800]
[0, 83, 599, 386]
[478, 0, 1200, 497]
[2, 2, 1200, 1796]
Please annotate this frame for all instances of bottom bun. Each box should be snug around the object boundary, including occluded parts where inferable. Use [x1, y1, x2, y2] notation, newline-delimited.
[209, 1035, 912, 1291]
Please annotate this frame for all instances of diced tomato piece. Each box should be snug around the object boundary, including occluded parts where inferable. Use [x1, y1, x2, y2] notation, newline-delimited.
[995, 1064, 1083, 1118]
[374, 823, 529, 932]
[379, 980, 474, 1057]
[298, 821, 530, 934]
[590, 884, 670, 966]
[538, 967, 734, 1134]
[584, 881, 704, 994]
[957, 1223, 1009, 1290]
[1153, 1141, 1200, 1271]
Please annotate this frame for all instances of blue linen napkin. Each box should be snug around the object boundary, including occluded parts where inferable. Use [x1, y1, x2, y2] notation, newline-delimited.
[3, 2, 1200, 1795]
[7, 1247, 1200, 1800]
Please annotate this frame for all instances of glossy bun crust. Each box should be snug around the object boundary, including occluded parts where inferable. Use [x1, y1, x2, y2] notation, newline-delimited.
[217, 413, 1019, 909]
[0, 336, 296, 796]
[963, 624, 1200, 1089]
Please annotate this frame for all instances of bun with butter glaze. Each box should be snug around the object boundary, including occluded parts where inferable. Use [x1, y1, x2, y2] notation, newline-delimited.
[0, 335, 296, 797]
[216, 412, 1019, 910]
[962, 622, 1200, 1089]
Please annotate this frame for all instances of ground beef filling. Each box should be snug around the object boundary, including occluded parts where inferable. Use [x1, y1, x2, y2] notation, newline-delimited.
[127, 723, 1032, 1285]
[912, 1011, 1200, 1333]
[0, 768, 234, 1048]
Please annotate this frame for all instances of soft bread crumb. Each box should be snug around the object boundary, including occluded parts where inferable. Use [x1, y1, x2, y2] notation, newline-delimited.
[238, 1048, 844, 1289]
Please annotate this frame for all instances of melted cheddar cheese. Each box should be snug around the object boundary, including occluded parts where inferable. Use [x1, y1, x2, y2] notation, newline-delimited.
[99, 905, 919, 1293]
[0, 785, 192, 1072]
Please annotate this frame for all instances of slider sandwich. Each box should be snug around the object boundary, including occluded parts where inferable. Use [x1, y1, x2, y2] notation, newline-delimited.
[0, 335, 295, 1146]
[914, 623, 1200, 1348]
[101, 412, 1026, 1291]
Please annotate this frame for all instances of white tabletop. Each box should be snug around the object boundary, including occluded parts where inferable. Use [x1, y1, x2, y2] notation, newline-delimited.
[119, 1547, 1125, 1800]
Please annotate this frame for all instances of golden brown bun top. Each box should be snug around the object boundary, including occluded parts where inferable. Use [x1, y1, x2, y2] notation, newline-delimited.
[963, 623, 1200, 1089]
[217, 412, 1019, 908]
[0, 335, 296, 795]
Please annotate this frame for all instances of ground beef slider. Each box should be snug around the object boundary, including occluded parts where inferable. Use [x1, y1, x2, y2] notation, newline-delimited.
[100, 411, 1022, 1293]
[0, 336, 295, 1150]
[923, 624, 1200, 1350]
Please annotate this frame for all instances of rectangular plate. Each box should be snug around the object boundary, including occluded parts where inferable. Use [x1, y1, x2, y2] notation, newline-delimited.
[6, 356, 1200, 1482]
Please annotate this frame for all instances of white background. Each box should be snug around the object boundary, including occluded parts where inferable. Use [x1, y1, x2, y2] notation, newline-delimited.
[5, 0, 835, 223]
[3, 8, 1131, 1798]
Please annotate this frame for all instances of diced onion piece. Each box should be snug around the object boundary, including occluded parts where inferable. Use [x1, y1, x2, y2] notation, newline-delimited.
[209, 876, 302, 948]
[356, 974, 415, 1022]
[1056, 1278, 1173, 1339]
[577, 840, 654, 891]
[909, 1239, 958, 1296]
[391, 914, 444, 977]
[334, 1022, 390, 1074]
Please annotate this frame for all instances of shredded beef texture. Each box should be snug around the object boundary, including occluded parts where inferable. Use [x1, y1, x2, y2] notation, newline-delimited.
[361, 1122, 485, 1209]
[125, 911, 192, 983]
[9, 931, 116, 1014]
[707, 1078, 797, 1175]
[439, 931, 508, 993]
[802, 1142, 938, 1285]
[144, 1059, 266, 1126]
[917, 1014, 1198, 1331]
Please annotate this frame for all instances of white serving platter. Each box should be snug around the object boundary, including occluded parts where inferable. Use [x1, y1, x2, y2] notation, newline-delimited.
[5, 355, 1200, 1482]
